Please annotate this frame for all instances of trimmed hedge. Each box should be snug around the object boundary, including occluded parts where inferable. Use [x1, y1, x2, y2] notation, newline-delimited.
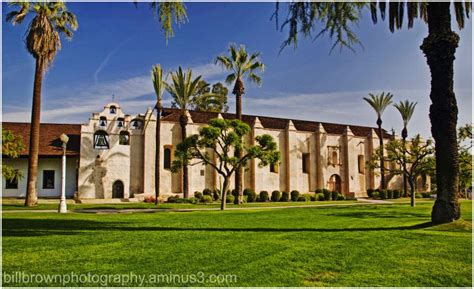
[331, 191, 338, 201]
[201, 195, 213, 203]
[372, 191, 380, 199]
[316, 193, 325, 201]
[226, 194, 235, 204]
[194, 191, 203, 200]
[367, 189, 374, 198]
[323, 189, 331, 201]
[271, 190, 281, 202]
[290, 190, 300, 201]
[247, 190, 257, 202]
[259, 191, 270, 202]
[203, 188, 213, 196]
[280, 191, 290, 202]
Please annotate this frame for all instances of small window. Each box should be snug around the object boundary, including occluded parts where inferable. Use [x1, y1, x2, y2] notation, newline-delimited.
[110, 105, 117, 114]
[358, 155, 365, 174]
[94, 131, 109, 149]
[270, 163, 279, 173]
[131, 119, 142, 129]
[119, 131, 130, 145]
[331, 151, 338, 165]
[117, 118, 124, 128]
[5, 171, 19, 189]
[43, 170, 55, 189]
[99, 116, 107, 127]
[302, 153, 310, 174]
[200, 169, 205, 176]
[164, 147, 172, 169]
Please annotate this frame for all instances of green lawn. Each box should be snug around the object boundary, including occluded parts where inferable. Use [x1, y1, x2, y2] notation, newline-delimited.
[2, 201, 472, 287]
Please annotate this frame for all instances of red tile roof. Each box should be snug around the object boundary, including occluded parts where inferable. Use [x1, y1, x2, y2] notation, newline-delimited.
[2, 122, 81, 157]
[161, 108, 392, 139]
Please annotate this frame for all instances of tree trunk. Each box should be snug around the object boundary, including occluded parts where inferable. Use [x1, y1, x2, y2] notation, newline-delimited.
[409, 177, 415, 207]
[155, 102, 162, 205]
[402, 128, 408, 198]
[25, 57, 44, 207]
[233, 78, 244, 204]
[377, 116, 386, 189]
[179, 112, 189, 198]
[421, 2, 461, 224]
[220, 177, 230, 210]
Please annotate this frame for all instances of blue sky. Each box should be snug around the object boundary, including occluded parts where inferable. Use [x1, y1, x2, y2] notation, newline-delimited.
[2, 2, 472, 139]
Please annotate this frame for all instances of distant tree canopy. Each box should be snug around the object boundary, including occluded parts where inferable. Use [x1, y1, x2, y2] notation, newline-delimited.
[191, 81, 229, 113]
[2, 129, 25, 182]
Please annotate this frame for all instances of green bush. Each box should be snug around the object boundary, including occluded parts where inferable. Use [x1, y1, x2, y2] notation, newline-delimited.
[379, 189, 387, 200]
[421, 192, 431, 198]
[258, 191, 270, 202]
[226, 194, 235, 204]
[303, 194, 312, 202]
[323, 189, 331, 201]
[175, 198, 195, 204]
[194, 191, 203, 200]
[415, 193, 423, 198]
[213, 188, 221, 201]
[201, 195, 213, 203]
[247, 190, 257, 202]
[203, 188, 213, 196]
[387, 190, 394, 199]
[280, 191, 289, 202]
[167, 195, 178, 203]
[393, 189, 400, 199]
[310, 194, 317, 201]
[316, 193, 325, 201]
[367, 189, 374, 198]
[297, 196, 306, 202]
[271, 190, 281, 202]
[189, 197, 199, 204]
[336, 193, 345, 201]
[315, 189, 323, 195]
[372, 191, 380, 199]
[290, 190, 300, 201]
[243, 188, 253, 196]
[331, 191, 338, 201]
[243, 195, 248, 203]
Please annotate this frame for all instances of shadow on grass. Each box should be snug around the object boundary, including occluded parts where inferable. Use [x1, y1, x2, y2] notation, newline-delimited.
[2, 218, 435, 237]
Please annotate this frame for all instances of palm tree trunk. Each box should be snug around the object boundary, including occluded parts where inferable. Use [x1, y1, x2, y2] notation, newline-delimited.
[402, 128, 408, 198]
[179, 112, 189, 198]
[234, 78, 244, 204]
[155, 103, 162, 205]
[421, 2, 461, 224]
[25, 57, 44, 207]
[377, 117, 386, 189]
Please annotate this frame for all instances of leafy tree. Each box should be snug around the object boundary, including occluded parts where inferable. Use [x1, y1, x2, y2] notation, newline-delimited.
[458, 124, 472, 194]
[369, 134, 434, 207]
[363, 92, 394, 189]
[171, 118, 280, 210]
[2, 129, 25, 183]
[6, 1, 78, 206]
[215, 44, 265, 203]
[394, 100, 417, 197]
[275, 1, 471, 224]
[166, 67, 217, 198]
[191, 81, 229, 113]
[151, 64, 167, 205]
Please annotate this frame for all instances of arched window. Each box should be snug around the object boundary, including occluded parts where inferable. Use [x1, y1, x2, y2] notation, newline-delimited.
[110, 105, 117, 114]
[131, 119, 142, 129]
[358, 155, 365, 174]
[331, 151, 338, 165]
[119, 131, 130, 145]
[99, 116, 107, 127]
[164, 147, 172, 169]
[117, 117, 124, 128]
[94, 130, 109, 149]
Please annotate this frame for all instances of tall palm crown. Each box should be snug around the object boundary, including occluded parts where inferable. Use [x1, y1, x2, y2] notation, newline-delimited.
[215, 44, 265, 96]
[149, 1, 187, 40]
[394, 100, 417, 128]
[166, 67, 204, 113]
[7, 1, 78, 67]
[363, 92, 394, 122]
[152, 64, 166, 106]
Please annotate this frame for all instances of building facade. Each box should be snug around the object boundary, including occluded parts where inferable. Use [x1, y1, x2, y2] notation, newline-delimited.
[2, 102, 430, 200]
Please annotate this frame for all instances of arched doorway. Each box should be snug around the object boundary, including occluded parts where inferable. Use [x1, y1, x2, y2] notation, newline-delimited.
[328, 174, 342, 193]
[112, 180, 124, 198]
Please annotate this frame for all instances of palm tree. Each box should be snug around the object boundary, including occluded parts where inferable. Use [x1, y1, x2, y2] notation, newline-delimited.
[165, 67, 206, 198]
[276, 1, 471, 224]
[148, 1, 187, 40]
[394, 100, 417, 206]
[6, 1, 78, 207]
[363, 92, 393, 190]
[215, 44, 264, 203]
[151, 64, 166, 205]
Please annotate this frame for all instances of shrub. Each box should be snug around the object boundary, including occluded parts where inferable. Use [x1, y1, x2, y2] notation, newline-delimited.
[258, 191, 270, 202]
[367, 188, 374, 198]
[421, 192, 431, 198]
[280, 191, 290, 202]
[310, 194, 317, 201]
[175, 198, 195, 204]
[271, 190, 281, 202]
[316, 193, 325, 201]
[201, 195, 213, 203]
[379, 189, 387, 200]
[243, 195, 248, 203]
[387, 190, 394, 199]
[194, 191, 203, 200]
[297, 196, 306, 202]
[331, 191, 338, 201]
[415, 193, 423, 198]
[372, 191, 380, 199]
[243, 188, 253, 196]
[393, 189, 400, 199]
[303, 194, 312, 201]
[247, 190, 257, 202]
[315, 189, 323, 195]
[336, 193, 345, 201]
[144, 195, 156, 203]
[226, 194, 235, 204]
[203, 188, 212, 196]
[213, 189, 221, 201]
[290, 190, 300, 201]
[167, 195, 178, 203]
[323, 189, 331, 201]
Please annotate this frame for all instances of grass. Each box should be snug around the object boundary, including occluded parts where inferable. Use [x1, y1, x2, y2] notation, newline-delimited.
[2, 201, 472, 287]
[1, 200, 358, 211]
